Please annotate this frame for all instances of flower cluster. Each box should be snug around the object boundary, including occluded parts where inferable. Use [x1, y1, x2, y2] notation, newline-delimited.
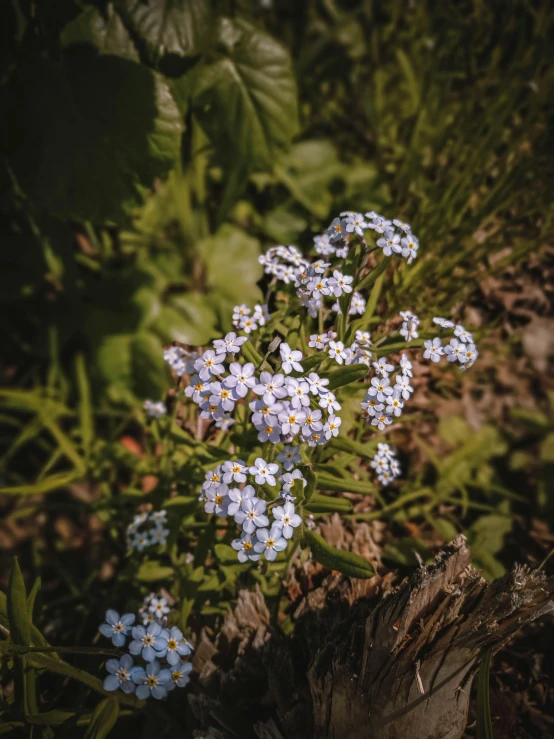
[99, 594, 193, 700]
[200, 456, 303, 562]
[370, 443, 401, 486]
[399, 310, 420, 342]
[426, 318, 479, 370]
[232, 304, 270, 333]
[182, 336, 342, 448]
[361, 354, 413, 432]
[126, 511, 170, 552]
[143, 400, 167, 419]
[163, 346, 197, 377]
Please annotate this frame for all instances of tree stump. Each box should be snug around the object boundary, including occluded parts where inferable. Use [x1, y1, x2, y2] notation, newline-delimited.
[189, 535, 554, 739]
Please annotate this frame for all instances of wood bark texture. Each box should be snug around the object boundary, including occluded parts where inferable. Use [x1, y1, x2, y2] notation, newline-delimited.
[189, 535, 554, 739]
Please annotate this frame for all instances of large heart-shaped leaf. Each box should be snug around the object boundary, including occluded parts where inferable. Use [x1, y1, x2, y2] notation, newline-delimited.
[192, 18, 299, 168]
[117, 0, 212, 63]
[2, 54, 183, 223]
[61, 5, 139, 60]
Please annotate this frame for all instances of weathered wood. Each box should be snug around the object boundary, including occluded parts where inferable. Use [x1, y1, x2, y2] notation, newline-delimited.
[189, 535, 554, 739]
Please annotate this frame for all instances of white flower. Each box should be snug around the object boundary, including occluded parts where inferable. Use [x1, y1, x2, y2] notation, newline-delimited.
[345, 212, 368, 237]
[454, 324, 473, 343]
[279, 469, 306, 494]
[327, 216, 347, 243]
[376, 229, 401, 256]
[393, 218, 412, 233]
[319, 391, 341, 412]
[444, 338, 468, 364]
[227, 485, 256, 516]
[185, 375, 208, 404]
[252, 372, 287, 404]
[249, 458, 280, 486]
[232, 304, 250, 322]
[213, 332, 248, 355]
[307, 372, 329, 395]
[253, 304, 270, 326]
[257, 421, 282, 444]
[272, 502, 302, 539]
[222, 460, 248, 484]
[373, 358, 394, 376]
[367, 376, 393, 402]
[463, 343, 479, 368]
[209, 382, 236, 412]
[371, 413, 392, 430]
[144, 400, 167, 419]
[301, 409, 323, 437]
[286, 377, 311, 408]
[394, 376, 414, 400]
[328, 270, 353, 297]
[194, 350, 226, 381]
[361, 398, 382, 417]
[307, 276, 331, 297]
[235, 498, 269, 534]
[278, 406, 306, 436]
[400, 354, 413, 377]
[253, 525, 288, 561]
[215, 415, 235, 430]
[349, 292, 366, 315]
[328, 340, 346, 364]
[385, 392, 404, 417]
[231, 532, 261, 563]
[423, 338, 444, 363]
[224, 362, 256, 398]
[355, 330, 371, 345]
[400, 234, 419, 262]
[276, 445, 302, 471]
[309, 333, 330, 350]
[323, 415, 342, 439]
[204, 486, 229, 516]
[150, 527, 169, 546]
[433, 317, 455, 329]
[238, 315, 258, 334]
[365, 213, 392, 233]
[280, 343, 303, 374]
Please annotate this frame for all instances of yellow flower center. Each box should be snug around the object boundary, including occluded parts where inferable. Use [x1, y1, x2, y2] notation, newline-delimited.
[244, 541, 253, 551]
[168, 639, 178, 650]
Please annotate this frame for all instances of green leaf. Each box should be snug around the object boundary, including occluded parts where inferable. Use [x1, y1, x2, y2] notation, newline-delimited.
[316, 473, 376, 495]
[355, 254, 392, 293]
[75, 354, 93, 459]
[328, 435, 379, 459]
[7, 558, 30, 646]
[193, 18, 298, 169]
[476, 648, 494, 739]
[300, 352, 327, 373]
[61, 5, 139, 61]
[214, 543, 237, 563]
[136, 561, 174, 582]
[303, 469, 317, 504]
[324, 363, 368, 391]
[201, 225, 263, 306]
[26, 577, 41, 625]
[3, 55, 182, 223]
[305, 493, 353, 514]
[95, 331, 169, 401]
[117, 0, 212, 63]
[241, 340, 264, 367]
[0, 471, 79, 496]
[273, 140, 341, 218]
[84, 698, 120, 739]
[303, 531, 375, 579]
[153, 295, 218, 346]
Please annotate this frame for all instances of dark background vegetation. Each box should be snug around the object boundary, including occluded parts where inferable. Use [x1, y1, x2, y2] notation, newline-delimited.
[0, 0, 553, 736]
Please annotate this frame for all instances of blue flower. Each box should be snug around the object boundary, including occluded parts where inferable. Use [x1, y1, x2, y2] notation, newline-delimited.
[131, 660, 172, 700]
[128, 622, 168, 662]
[167, 662, 193, 689]
[163, 626, 194, 666]
[98, 610, 135, 647]
[103, 654, 135, 694]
